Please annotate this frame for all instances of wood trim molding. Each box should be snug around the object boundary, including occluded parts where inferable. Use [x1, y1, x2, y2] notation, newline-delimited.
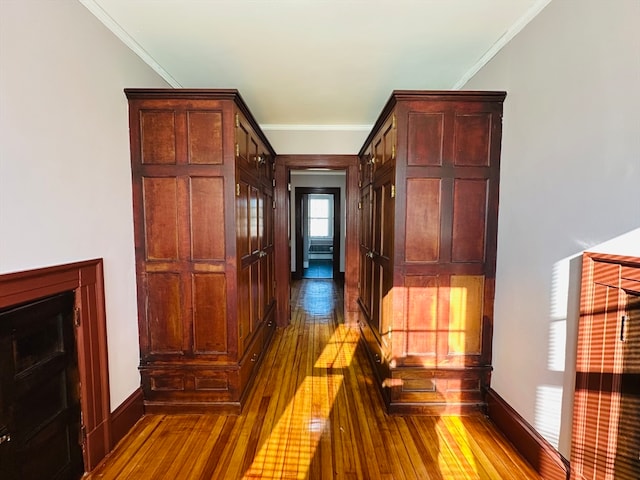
[485, 387, 570, 480]
[0, 259, 112, 472]
[110, 387, 144, 448]
[274, 155, 360, 327]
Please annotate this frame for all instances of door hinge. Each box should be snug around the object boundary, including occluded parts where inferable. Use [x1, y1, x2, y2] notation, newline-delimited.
[391, 144, 396, 159]
[392, 113, 397, 130]
[74, 307, 81, 327]
[235, 113, 240, 128]
[272, 178, 276, 188]
[390, 185, 396, 198]
[236, 183, 240, 196]
[358, 201, 362, 210]
[272, 200, 276, 209]
[287, 183, 291, 192]
[235, 143, 240, 157]
[358, 180, 362, 188]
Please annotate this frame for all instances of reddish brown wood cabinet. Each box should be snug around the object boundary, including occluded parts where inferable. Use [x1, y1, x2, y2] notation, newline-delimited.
[571, 253, 640, 480]
[125, 89, 276, 413]
[358, 91, 505, 414]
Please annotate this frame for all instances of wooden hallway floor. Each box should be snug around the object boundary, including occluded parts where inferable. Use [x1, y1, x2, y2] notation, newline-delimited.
[87, 280, 541, 480]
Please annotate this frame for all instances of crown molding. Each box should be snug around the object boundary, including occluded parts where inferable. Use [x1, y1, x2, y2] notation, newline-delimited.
[453, 0, 553, 89]
[79, 0, 182, 88]
[260, 124, 372, 132]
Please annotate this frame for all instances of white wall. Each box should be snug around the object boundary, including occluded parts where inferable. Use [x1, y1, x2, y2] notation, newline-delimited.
[0, 1, 169, 410]
[290, 171, 347, 272]
[464, 0, 640, 457]
[263, 127, 369, 155]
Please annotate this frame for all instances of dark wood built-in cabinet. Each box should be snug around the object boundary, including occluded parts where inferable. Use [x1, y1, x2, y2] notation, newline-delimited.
[357, 91, 505, 413]
[126, 88, 506, 415]
[126, 89, 276, 413]
[571, 253, 640, 480]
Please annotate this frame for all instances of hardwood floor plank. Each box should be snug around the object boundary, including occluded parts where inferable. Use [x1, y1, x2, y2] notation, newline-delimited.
[86, 279, 541, 480]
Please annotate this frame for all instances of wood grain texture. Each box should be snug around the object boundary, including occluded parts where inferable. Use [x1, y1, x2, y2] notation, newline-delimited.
[88, 280, 540, 480]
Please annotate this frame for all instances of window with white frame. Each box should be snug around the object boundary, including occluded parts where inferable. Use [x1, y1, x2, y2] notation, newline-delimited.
[308, 195, 332, 238]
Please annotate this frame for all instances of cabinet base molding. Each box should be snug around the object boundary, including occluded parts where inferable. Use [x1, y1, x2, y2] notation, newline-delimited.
[386, 366, 491, 415]
[360, 327, 491, 414]
[485, 387, 569, 480]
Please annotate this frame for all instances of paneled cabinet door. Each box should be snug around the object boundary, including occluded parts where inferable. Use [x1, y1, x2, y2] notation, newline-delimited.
[371, 173, 394, 338]
[262, 185, 275, 315]
[401, 102, 498, 367]
[359, 185, 373, 319]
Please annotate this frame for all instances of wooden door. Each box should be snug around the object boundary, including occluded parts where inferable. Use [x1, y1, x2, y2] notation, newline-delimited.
[616, 294, 640, 478]
[358, 183, 373, 319]
[572, 253, 640, 480]
[236, 179, 252, 353]
[0, 292, 83, 480]
[371, 171, 394, 338]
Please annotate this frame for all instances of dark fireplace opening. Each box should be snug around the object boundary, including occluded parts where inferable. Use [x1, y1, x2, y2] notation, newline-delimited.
[0, 291, 84, 480]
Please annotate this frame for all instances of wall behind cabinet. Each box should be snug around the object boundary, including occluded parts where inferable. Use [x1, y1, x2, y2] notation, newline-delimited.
[463, 0, 640, 456]
[0, 0, 170, 410]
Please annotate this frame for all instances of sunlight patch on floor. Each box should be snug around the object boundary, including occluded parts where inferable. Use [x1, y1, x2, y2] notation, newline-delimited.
[243, 324, 358, 479]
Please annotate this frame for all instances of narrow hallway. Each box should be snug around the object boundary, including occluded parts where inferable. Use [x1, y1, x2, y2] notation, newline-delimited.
[87, 279, 540, 479]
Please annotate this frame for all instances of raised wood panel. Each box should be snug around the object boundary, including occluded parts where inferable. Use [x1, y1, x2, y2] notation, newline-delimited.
[150, 375, 185, 392]
[373, 136, 383, 169]
[407, 112, 444, 166]
[404, 275, 438, 359]
[146, 273, 183, 355]
[250, 262, 259, 333]
[236, 181, 249, 258]
[237, 265, 250, 354]
[249, 137, 259, 169]
[190, 177, 225, 261]
[192, 273, 227, 354]
[140, 110, 176, 164]
[187, 111, 223, 164]
[250, 186, 259, 254]
[382, 116, 396, 165]
[380, 266, 394, 346]
[142, 366, 238, 408]
[405, 178, 441, 262]
[381, 182, 394, 259]
[236, 114, 250, 167]
[453, 113, 491, 167]
[452, 179, 488, 263]
[194, 373, 229, 391]
[360, 186, 372, 248]
[448, 275, 484, 356]
[142, 178, 179, 261]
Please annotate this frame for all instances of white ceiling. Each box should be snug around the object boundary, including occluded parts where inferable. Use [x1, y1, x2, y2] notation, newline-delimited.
[81, 0, 551, 127]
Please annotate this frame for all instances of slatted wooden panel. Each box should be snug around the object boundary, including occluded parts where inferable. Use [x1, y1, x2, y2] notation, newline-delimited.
[572, 253, 640, 480]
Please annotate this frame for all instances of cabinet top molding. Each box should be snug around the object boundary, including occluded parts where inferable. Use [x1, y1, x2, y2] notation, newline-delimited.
[124, 88, 275, 156]
[124, 88, 243, 100]
[359, 90, 507, 158]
